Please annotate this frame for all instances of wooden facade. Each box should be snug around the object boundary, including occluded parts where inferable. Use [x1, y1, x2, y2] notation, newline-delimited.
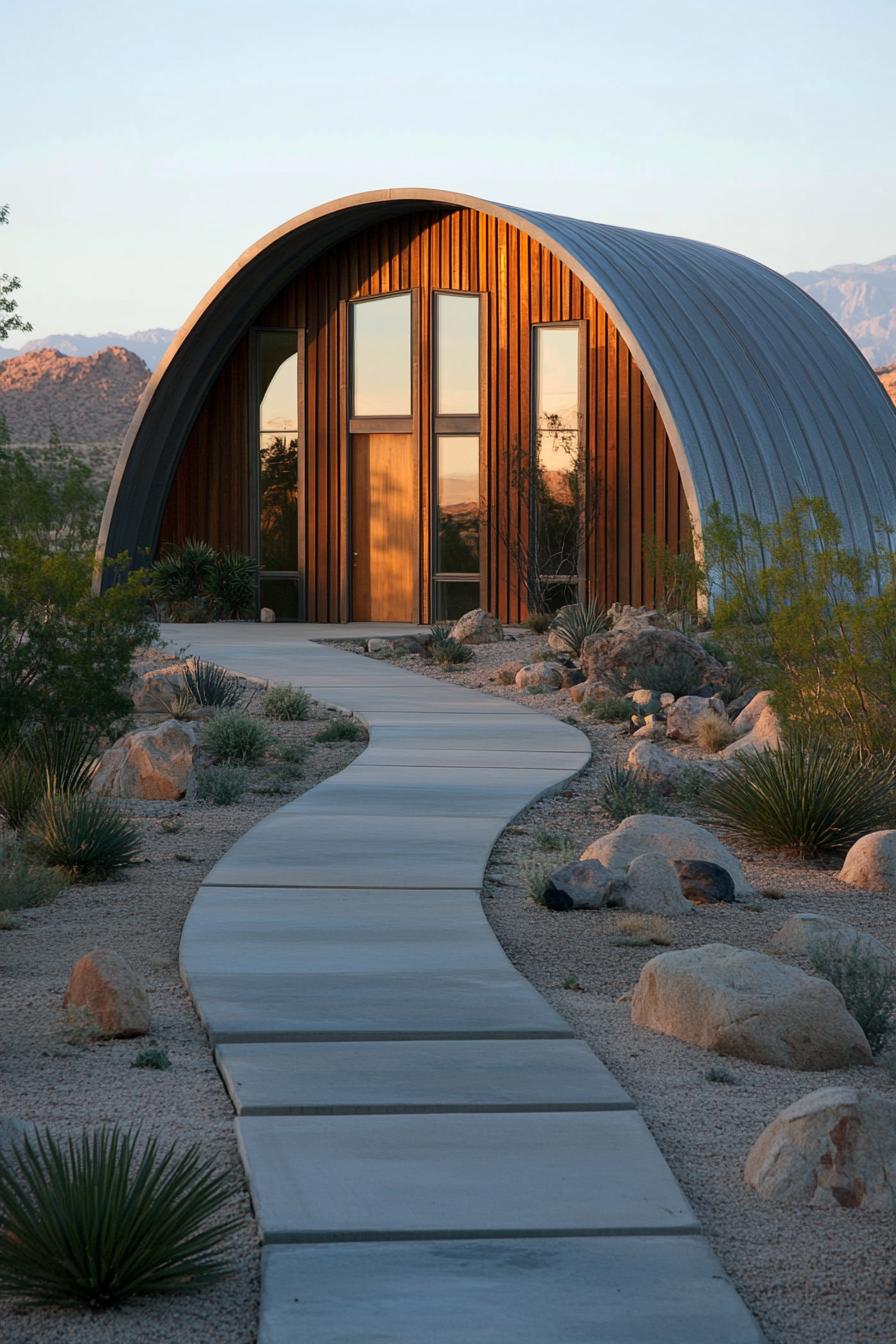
[158, 206, 690, 622]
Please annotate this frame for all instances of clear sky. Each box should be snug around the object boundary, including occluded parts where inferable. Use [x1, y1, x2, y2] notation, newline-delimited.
[4, 0, 895, 340]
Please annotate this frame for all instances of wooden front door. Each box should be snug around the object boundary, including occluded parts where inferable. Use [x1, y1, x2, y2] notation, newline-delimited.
[350, 432, 417, 621]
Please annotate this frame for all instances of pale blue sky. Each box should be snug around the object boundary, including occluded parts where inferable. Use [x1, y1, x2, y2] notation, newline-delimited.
[4, 0, 895, 339]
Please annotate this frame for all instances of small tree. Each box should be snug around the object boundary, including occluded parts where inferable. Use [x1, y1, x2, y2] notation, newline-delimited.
[0, 205, 31, 344]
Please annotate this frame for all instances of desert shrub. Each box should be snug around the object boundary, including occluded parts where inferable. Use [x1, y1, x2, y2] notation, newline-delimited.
[149, 540, 258, 621]
[694, 715, 738, 753]
[0, 842, 65, 911]
[200, 710, 272, 764]
[524, 612, 552, 634]
[194, 765, 249, 806]
[0, 722, 97, 829]
[522, 849, 576, 905]
[670, 765, 712, 804]
[314, 719, 364, 744]
[809, 936, 896, 1054]
[150, 539, 217, 608]
[600, 762, 668, 822]
[0, 1126, 237, 1308]
[132, 1049, 171, 1071]
[429, 623, 474, 665]
[0, 754, 42, 829]
[702, 736, 896, 857]
[208, 551, 257, 620]
[276, 742, 308, 767]
[548, 599, 607, 657]
[626, 653, 704, 698]
[27, 794, 141, 882]
[182, 658, 244, 709]
[610, 912, 673, 946]
[583, 696, 632, 723]
[263, 684, 311, 721]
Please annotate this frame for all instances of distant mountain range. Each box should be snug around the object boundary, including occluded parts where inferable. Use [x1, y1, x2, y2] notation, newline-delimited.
[0, 328, 174, 371]
[787, 255, 896, 367]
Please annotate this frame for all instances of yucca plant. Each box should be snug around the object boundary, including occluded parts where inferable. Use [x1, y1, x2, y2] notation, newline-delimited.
[0, 723, 96, 829]
[0, 752, 42, 830]
[28, 793, 141, 882]
[548, 600, 607, 657]
[429, 623, 474, 666]
[263, 684, 311, 721]
[209, 551, 258, 620]
[0, 1126, 237, 1308]
[182, 657, 244, 709]
[600, 761, 668, 822]
[702, 736, 896, 857]
[150, 539, 218, 605]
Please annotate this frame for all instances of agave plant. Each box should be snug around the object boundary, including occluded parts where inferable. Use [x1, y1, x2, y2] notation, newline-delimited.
[548, 600, 607, 657]
[429, 623, 474, 665]
[28, 793, 141, 882]
[0, 723, 96, 830]
[0, 1126, 237, 1308]
[209, 551, 259, 620]
[150, 539, 218, 605]
[702, 736, 896, 857]
[182, 657, 244, 709]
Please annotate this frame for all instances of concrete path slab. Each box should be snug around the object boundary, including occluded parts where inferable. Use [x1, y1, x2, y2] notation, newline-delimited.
[237, 1111, 698, 1241]
[259, 1237, 765, 1344]
[167, 626, 761, 1342]
[216, 1039, 633, 1115]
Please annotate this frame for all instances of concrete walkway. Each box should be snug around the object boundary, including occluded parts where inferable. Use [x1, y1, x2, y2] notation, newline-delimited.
[169, 625, 763, 1343]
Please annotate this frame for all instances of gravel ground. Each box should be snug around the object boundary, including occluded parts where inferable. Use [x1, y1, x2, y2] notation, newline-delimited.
[324, 631, 896, 1344]
[0, 665, 365, 1344]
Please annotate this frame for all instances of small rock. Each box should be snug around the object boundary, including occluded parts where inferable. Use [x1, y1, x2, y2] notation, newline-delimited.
[721, 704, 782, 758]
[745, 1087, 896, 1208]
[673, 859, 736, 905]
[659, 692, 676, 707]
[64, 949, 151, 1038]
[617, 854, 693, 915]
[606, 603, 661, 632]
[259, 607, 276, 623]
[732, 690, 775, 734]
[91, 719, 201, 801]
[130, 662, 186, 712]
[726, 689, 758, 721]
[581, 814, 751, 896]
[771, 912, 896, 967]
[839, 831, 896, 893]
[368, 635, 424, 655]
[631, 943, 873, 1070]
[541, 859, 615, 911]
[449, 609, 503, 644]
[665, 695, 727, 742]
[627, 741, 694, 787]
[631, 716, 666, 741]
[515, 662, 565, 690]
[627, 688, 661, 712]
[490, 661, 524, 684]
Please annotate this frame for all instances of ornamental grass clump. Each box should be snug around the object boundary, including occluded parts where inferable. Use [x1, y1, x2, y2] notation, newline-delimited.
[0, 843, 64, 912]
[194, 765, 249, 806]
[0, 1126, 237, 1309]
[809, 936, 896, 1054]
[694, 714, 738, 754]
[429, 623, 474, 666]
[28, 794, 140, 882]
[702, 736, 896, 858]
[263, 684, 311, 721]
[200, 710, 272, 764]
[181, 657, 244, 709]
[524, 611, 552, 634]
[583, 696, 632, 723]
[600, 762, 668, 823]
[548, 599, 607, 657]
[314, 718, 365, 744]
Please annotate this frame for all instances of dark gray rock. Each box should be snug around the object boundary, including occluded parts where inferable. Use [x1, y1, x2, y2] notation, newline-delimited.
[541, 860, 615, 911]
[673, 860, 736, 904]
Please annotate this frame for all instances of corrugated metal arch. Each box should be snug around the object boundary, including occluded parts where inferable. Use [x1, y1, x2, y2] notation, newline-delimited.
[95, 188, 896, 580]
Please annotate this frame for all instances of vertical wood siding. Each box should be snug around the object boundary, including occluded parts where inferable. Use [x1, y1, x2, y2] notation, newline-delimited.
[158, 208, 690, 621]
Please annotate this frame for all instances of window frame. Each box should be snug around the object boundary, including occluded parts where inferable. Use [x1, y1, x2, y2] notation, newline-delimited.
[251, 326, 305, 620]
[530, 318, 588, 601]
[348, 289, 418, 433]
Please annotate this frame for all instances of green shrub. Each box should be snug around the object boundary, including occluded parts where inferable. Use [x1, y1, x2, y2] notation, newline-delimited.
[0, 1126, 237, 1308]
[670, 765, 712, 803]
[626, 653, 704, 698]
[0, 723, 97, 829]
[702, 736, 896, 857]
[150, 539, 217, 608]
[583, 696, 632, 723]
[0, 842, 65, 911]
[600, 762, 669, 822]
[314, 719, 364, 744]
[132, 1049, 171, 1071]
[28, 794, 141, 882]
[208, 551, 257, 620]
[549, 599, 607, 657]
[522, 850, 575, 906]
[809, 936, 896, 1054]
[264, 684, 311, 721]
[524, 612, 552, 634]
[429, 623, 474, 665]
[195, 765, 249, 806]
[182, 657, 244, 709]
[150, 541, 258, 622]
[199, 710, 272, 764]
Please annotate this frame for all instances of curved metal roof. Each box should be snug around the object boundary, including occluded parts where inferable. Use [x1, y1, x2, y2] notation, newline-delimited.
[97, 188, 896, 573]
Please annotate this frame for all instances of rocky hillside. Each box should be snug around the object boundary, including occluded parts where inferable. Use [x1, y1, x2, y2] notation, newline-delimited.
[0, 346, 150, 443]
[877, 363, 896, 409]
[789, 255, 896, 366]
[0, 327, 174, 371]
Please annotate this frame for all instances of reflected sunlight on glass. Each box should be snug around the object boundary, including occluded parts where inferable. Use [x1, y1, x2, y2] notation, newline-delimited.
[352, 294, 411, 416]
[436, 293, 480, 415]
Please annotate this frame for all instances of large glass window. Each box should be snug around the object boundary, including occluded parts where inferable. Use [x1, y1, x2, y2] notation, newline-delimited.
[352, 293, 412, 416]
[435, 293, 480, 415]
[533, 324, 583, 606]
[256, 331, 300, 616]
[435, 435, 480, 575]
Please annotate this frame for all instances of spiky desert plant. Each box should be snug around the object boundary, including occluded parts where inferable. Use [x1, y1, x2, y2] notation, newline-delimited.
[199, 710, 272, 764]
[548, 599, 607, 657]
[263, 684, 311, 721]
[182, 658, 244, 709]
[0, 1126, 237, 1308]
[150, 539, 218, 605]
[809, 936, 896, 1054]
[429, 623, 474, 665]
[599, 762, 668, 823]
[28, 793, 141, 882]
[0, 723, 96, 829]
[0, 752, 41, 830]
[208, 551, 258, 620]
[702, 736, 896, 857]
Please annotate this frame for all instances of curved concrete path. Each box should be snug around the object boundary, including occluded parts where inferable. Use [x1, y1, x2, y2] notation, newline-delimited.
[169, 625, 763, 1344]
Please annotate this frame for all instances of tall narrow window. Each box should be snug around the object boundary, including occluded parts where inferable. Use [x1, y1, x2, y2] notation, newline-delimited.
[432, 293, 482, 619]
[257, 330, 301, 619]
[533, 324, 584, 610]
[352, 293, 412, 417]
